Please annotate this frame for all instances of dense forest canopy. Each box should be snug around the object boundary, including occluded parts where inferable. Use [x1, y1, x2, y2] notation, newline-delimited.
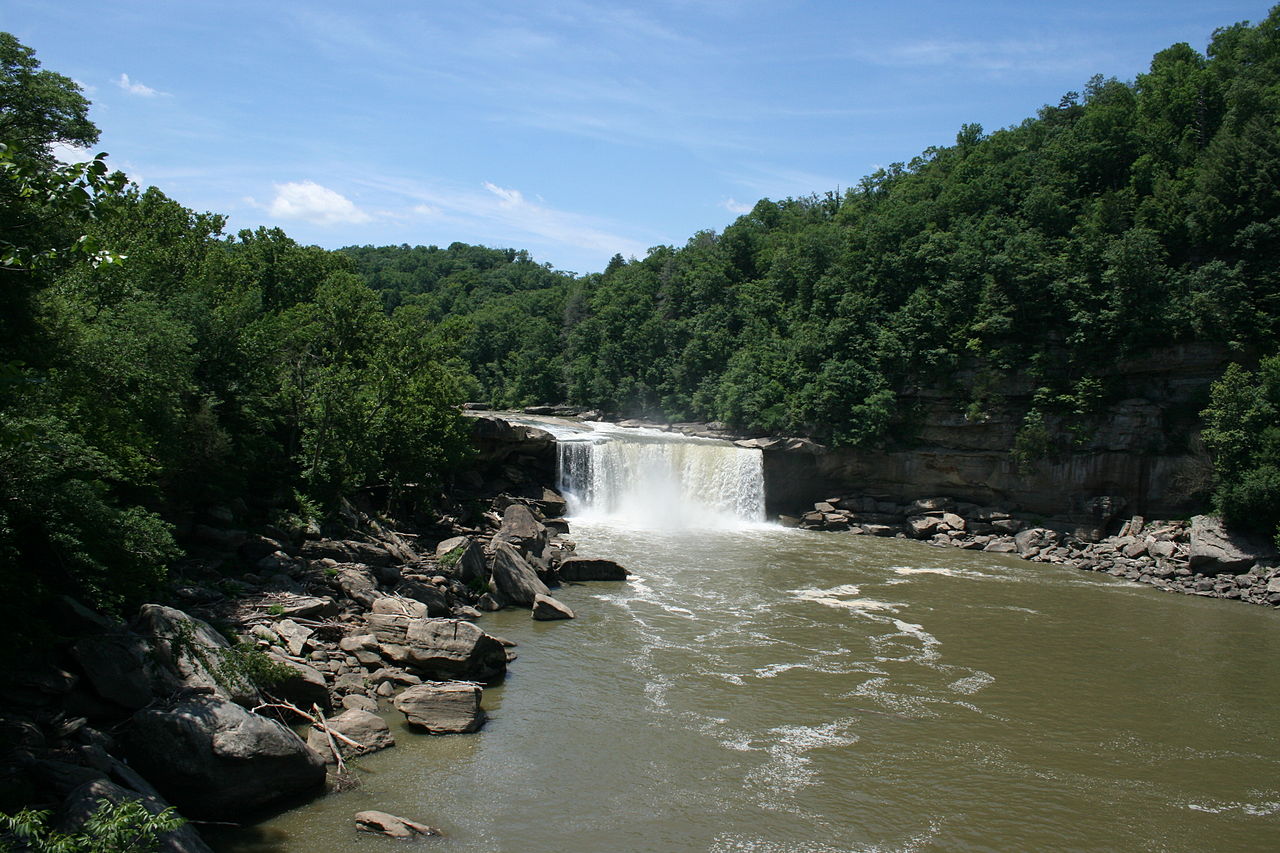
[2, 5, 1280, 631]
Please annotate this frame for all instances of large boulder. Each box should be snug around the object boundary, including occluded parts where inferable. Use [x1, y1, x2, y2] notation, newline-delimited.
[124, 693, 326, 819]
[1188, 515, 1279, 573]
[330, 567, 381, 608]
[133, 605, 259, 706]
[489, 542, 551, 606]
[367, 616, 507, 682]
[393, 683, 485, 734]
[60, 779, 214, 853]
[263, 652, 331, 713]
[305, 708, 394, 762]
[556, 557, 629, 582]
[492, 504, 548, 557]
[70, 634, 154, 710]
[436, 537, 487, 585]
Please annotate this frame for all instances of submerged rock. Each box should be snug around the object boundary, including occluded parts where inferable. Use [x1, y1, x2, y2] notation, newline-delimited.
[355, 810, 442, 838]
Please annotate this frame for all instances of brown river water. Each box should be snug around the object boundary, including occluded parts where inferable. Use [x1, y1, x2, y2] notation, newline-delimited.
[213, 425, 1280, 853]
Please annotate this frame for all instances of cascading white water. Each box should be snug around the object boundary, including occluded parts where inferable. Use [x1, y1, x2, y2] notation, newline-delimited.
[556, 424, 766, 529]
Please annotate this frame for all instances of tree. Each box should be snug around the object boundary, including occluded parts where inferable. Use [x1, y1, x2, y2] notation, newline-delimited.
[0, 32, 98, 164]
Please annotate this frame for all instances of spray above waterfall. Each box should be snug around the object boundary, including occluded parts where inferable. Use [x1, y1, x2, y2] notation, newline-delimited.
[555, 423, 767, 529]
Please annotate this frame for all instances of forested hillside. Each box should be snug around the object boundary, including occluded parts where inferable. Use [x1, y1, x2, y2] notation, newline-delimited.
[345, 8, 1280, 538]
[0, 33, 472, 634]
[3, 5, 1279, 632]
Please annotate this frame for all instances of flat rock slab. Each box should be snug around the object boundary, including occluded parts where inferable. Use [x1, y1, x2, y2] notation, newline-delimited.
[394, 682, 485, 734]
[557, 556, 630, 582]
[1189, 514, 1278, 573]
[355, 810, 441, 838]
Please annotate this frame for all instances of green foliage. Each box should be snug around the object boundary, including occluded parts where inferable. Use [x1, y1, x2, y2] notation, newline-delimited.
[0, 34, 473, 647]
[1202, 355, 1280, 542]
[0, 798, 182, 853]
[341, 8, 1280, 457]
[438, 543, 465, 569]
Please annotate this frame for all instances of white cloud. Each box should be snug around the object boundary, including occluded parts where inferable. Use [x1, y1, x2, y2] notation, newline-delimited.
[266, 181, 372, 225]
[48, 142, 94, 164]
[356, 174, 652, 265]
[116, 73, 163, 97]
[721, 197, 753, 215]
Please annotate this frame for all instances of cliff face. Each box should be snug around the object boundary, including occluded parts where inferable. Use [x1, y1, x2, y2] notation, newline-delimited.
[762, 343, 1229, 523]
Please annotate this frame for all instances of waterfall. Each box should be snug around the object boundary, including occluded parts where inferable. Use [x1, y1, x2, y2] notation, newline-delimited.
[556, 424, 766, 529]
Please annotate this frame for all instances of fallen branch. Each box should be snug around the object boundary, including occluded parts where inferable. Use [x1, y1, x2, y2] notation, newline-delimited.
[252, 699, 369, 751]
[313, 703, 347, 773]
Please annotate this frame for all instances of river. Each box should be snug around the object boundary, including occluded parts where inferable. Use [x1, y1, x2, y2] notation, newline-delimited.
[216, 423, 1280, 852]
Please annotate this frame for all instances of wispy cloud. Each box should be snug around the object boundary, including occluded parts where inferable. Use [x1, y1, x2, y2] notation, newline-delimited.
[721, 198, 753, 215]
[116, 73, 163, 97]
[363, 174, 652, 263]
[861, 38, 1096, 74]
[263, 181, 372, 225]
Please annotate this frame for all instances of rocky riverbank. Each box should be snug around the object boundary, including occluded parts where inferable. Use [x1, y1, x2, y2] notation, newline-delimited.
[789, 495, 1280, 607]
[0, 464, 628, 848]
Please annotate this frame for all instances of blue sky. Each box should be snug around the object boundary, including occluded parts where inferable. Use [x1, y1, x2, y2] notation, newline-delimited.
[3, 1, 1271, 274]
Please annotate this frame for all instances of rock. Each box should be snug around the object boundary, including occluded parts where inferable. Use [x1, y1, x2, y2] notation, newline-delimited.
[436, 536, 487, 584]
[372, 596, 428, 618]
[338, 633, 377, 653]
[393, 683, 486, 734]
[909, 497, 954, 513]
[354, 810, 441, 838]
[905, 515, 941, 539]
[305, 709, 394, 762]
[983, 538, 1018, 553]
[124, 693, 326, 819]
[264, 652, 331, 713]
[60, 779, 214, 853]
[268, 595, 336, 619]
[70, 635, 155, 710]
[1188, 515, 1278, 574]
[272, 619, 314, 657]
[532, 594, 575, 620]
[368, 616, 508, 681]
[939, 512, 966, 532]
[489, 542, 551, 606]
[331, 567, 381, 608]
[492, 504, 548, 557]
[396, 580, 451, 616]
[302, 539, 393, 567]
[1013, 528, 1057, 557]
[342, 694, 378, 712]
[133, 605, 260, 706]
[990, 517, 1024, 534]
[556, 556, 630, 581]
[1076, 495, 1128, 542]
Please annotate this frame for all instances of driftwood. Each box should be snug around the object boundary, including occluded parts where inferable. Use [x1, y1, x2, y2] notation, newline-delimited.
[251, 698, 368, 752]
